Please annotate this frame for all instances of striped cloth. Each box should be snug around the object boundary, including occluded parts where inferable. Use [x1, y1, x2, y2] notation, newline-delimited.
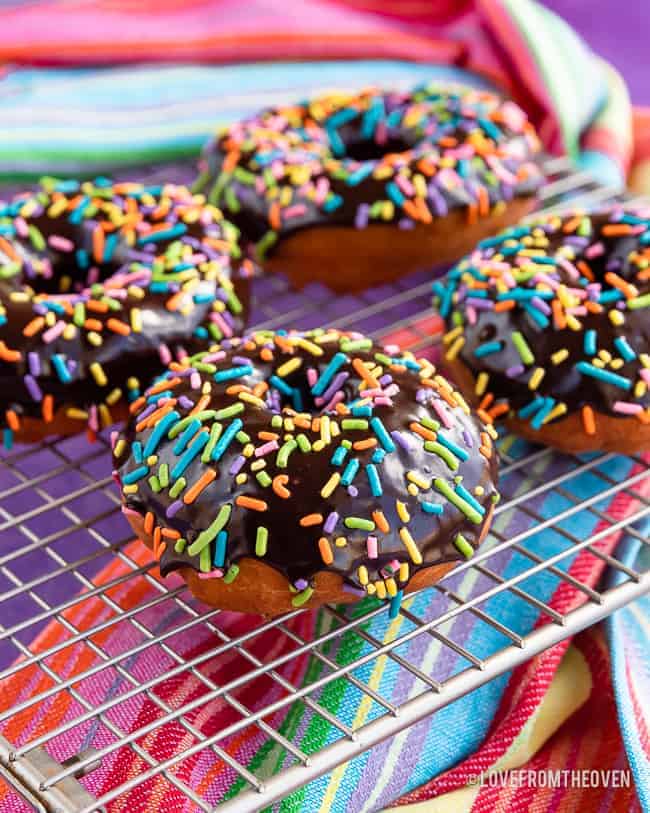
[0, 0, 641, 189]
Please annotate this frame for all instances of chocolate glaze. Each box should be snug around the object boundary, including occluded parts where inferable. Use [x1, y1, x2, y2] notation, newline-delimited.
[435, 209, 650, 427]
[0, 179, 251, 437]
[114, 330, 499, 598]
[195, 84, 543, 259]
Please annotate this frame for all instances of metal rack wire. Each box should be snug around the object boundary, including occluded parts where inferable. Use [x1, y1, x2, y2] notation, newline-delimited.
[0, 156, 647, 812]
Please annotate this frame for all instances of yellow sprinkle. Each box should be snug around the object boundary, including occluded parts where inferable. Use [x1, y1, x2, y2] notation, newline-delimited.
[127, 285, 145, 300]
[106, 388, 122, 405]
[358, 565, 369, 586]
[114, 438, 126, 458]
[592, 358, 605, 369]
[476, 371, 489, 397]
[321, 472, 341, 498]
[443, 326, 463, 345]
[62, 324, 76, 341]
[283, 417, 295, 432]
[89, 362, 107, 388]
[609, 309, 625, 326]
[335, 536, 347, 547]
[235, 473, 248, 485]
[543, 403, 568, 424]
[250, 459, 266, 471]
[99, 404, 112, 428]
[528, 367, 545, 390]
[276, 357, 302, 377]
[634, 381, 647, 398]
[565, 314, 582, 331]
[551, 349, 569, 365]
[127, 377, 139, 390]
[445, 336, 465, 361]
[146, 455, 158, 466]
[66, 407, 88, 420]
[375, 580, 387, 600]
[366, 583, 377, 595]
[641, 354, 650, 369]
[598, 349, 612, 363]
[475, 485, 485, 496]
[312, 439, 326, 452]
[239, 392, 266, 408]
[130, 308, 142, 333]
[385, 577, 398, 597]
[320, 414, 331, 445]
[243, 443, 255, 457]
[452, 390, 471, 414]
[407, 471, 430, 489]
[486, 423, 499, 440]
[396, 500, 410, 523]
[87, 331, 102, 347]
[296, 338, 323, 356]
[398, 562, 410, 582]
[331, 421, 340, 438]
[400, 527, 422, 565]
[45, 311, 56, 327]
[123, 484, 138, 495]
[610, 358, 625, 370]
[407, 483, 419, 497]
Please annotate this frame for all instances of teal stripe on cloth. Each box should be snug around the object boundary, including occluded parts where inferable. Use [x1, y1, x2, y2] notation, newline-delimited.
[0, 61, 494, 179]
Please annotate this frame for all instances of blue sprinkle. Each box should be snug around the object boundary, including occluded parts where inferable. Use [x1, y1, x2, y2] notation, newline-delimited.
[389, 590, 403, 619]
[531, 397, 556, 430]
[436, 433, 469, 461]
[103, 232, 120, 263]
[614, 336, 636, 362]
[214, 530, 228, 568]
[584, 329, 597, 356]
[474, 341, 502, 358]
[370, 417, 396, 453]
[51, 354, 72, 384]
[598, 290, 622, 304]
[143, 411, 180, 457]
[575, 362, 632, 391]
[366, 464, 382, 497]
[351, 405, 372, 417]
[137, 223, 188, 245]
[323, 193, 343, 213]
[3, 428, 13, 450]
[371, 448, 386, 465]
[331, 445, 349, 466]
[270, 375, 293, 396]
[421, 502, 443, 515]
[173, 418, 202, 455]
[454, 484, 486, 515]
[312, 352, 348, 396]
[76, 248, 89, 269]
[523, 302, 550, 328]
[518, 396, 545, 419]
[132, 441, 144, 464]
[346, 164, 374, 186]
[171, 432, 210, 479]
[123, 465, 149, 485]
[212, 418, 243, 461]
[386, 182, 405, 207]
[68, 196, 89, 224]
[341, 458, 360, 487]
[214, 365, 253, 383]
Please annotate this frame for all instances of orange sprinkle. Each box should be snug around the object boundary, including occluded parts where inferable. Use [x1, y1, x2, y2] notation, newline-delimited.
[602, 224, 635, 236]
[576, 260, 595, 282]
[478, 393, 494, 411]
[488, 402, 509, 420]
[353, 437, 377, 451]
[235, 495, 268, 512]
[479, 445, 492, 459]
[92, 226, 105, 264]
[581, 405, 596, 435]
[372, 510, 390, 533]
[584, 300, 603, 314]
[5, 410, 20, 431]
[86, 299, 109, 313]
[23, 317, 45, 337]
[352, 357, 380, 390]
[106, 318, 131, 336]
[165, 291, 185, 312]
[183, 469, 217, 504]
[477, 408, 493, 425]
[562, 215, 581, 233]
[480, 431, 493, 452]
[318, 537, 334, 565]
[226, 384, 249, 395]
[161, 528, 181, 539]
[477, 185, 490, 217]
[83, 318, 104, 332]
[300, 513, 323, 527]
[144, 511, 155, 534]
[188, 394, 211, 417]
[269, 201, 281, 230]
[551, 300, 566, 330]
[494, 299, 515, 312]
[0, 236, 18, 261]
[402, 199, 421, 222]
[148, 377, 181, 396]
[415, 196, 433, 223]
[260, 347, 274, 363]
[0, 342, 22, 363]
[272, 474, 291, 499]
[604, 272, 638, 300]
[409, 422, 437, 441]
[253, 381, 269, 398]
[42, 395, 54, 423]
[637, 410, 650, 425]
[129, 396, 146, 415]
[311, 417, 321, 433]
[466, 202, 478, 226]
[135, 401, 176, 433]
[222, 149, 241, 173]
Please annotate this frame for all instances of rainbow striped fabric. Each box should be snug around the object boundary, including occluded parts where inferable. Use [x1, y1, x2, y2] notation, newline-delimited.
[0, 0, 640, 189]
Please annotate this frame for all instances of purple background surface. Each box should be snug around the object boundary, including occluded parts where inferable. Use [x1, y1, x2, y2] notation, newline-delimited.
[544, 0, 649, 104]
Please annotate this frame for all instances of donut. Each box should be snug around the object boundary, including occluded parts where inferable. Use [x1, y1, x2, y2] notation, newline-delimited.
[194, 83, 544, 293]
[0, 178, 253, 446]
[435, 207, 650, 454]
[112, 329, 500, 616]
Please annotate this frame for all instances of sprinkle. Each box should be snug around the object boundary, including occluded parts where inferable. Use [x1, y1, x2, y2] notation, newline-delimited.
[433, 478, 483, 523]
[453, 533, 474, 558]
[318, 537, 334, 565]
[187, 504, 232, 556]
[255, 526, 268, 556]
[511, 331, 534, 365]
[321, 473, 341, 498]
[344, 517, 375, 531]
[575, 362, 632, 390]
[399, 527, 422, 565]
[370, 417, 396, 452]
[235, 495, 268, 511]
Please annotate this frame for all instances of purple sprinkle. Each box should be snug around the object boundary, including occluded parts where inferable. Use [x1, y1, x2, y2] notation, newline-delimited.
[24, 374, 42, 402]
[463, 429, 474, 448]
[136, 402, 158, 422]
[229, 455, 246, 475]
[166, 500, 183, 518]
[28, 352, 41, 377]
[347, 485, 359, 497]
[342, 583, 366, 597]
[316, 371, 349, 405]
[379, 374, 393, 386]
[530, 296, 551, 315]
[398, 218, 415, 230]
[177, 395, 194, 410]
[391, 430, 414, 451]
[465, 297, 494, 310]
[324, 511, 339, 533]
[506, 364, 525, 378]
[354, 203, 370, 229]
[231, 356, 250, 366]
[294, 578, 309, 591]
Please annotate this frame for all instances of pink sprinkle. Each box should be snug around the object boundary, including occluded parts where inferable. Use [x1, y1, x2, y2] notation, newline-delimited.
[198, 569, 224, 580]
[159, 344, 172, 365]
[14, 217, 28, 238]
[466, 305, 478, 325]
[613, 401, 643, 415]
[88, 404, 99, 432]
[283, 204, 307, 219]
[432, 399, 453, 428]
[556, 256, 580, 280]
[322, 390, 345, 412]
[42, 321, 66, 343]
[640, 369, 650, 385]
[307, 368, 318, 387]
[367, 536, 378, 559]
[585, 241, 605, 259]
[210, 311, 233, 338]
[190, 372, 201, 390]
[255, 440, 278, 457]
[110, 430, 118, 449]
[47, 234, 74, 252]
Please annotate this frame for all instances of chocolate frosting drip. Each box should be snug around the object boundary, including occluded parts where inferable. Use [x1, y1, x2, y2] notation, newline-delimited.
[114, 330, 499, 600]
[0, 179, 251, 435]
[435, 208, 650, 427]
[195, 84, 543, 259]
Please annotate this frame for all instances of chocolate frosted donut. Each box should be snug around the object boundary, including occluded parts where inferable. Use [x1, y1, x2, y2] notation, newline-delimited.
[0, 178, 252, 445]
[435, 207, 650, 453]
[195, 83, 543, 292]
[113, 329, 499, 616]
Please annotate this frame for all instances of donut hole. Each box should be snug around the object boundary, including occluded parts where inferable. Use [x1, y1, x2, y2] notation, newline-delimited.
[275, 366, 357, 416]
[343, 135, 413, 163]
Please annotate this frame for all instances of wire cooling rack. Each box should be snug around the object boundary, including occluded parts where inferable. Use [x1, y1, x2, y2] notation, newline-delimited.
[0, 156, 648, 813]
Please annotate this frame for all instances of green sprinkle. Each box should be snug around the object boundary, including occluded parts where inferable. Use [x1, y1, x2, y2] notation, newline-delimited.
[158, 463, 169, 488]
[256, 230, 278, 260]
[28, 224, 46, 251]
[276, 438, 297, 468]
[169, 477, 186, 499]
[174, 538, 187, 554]
[256, 471, 272, 487]
[202, 422, 223, 462]
[628, 293, 650, 309]
[223, 564, 240, 584]
[291, 586, 314, 607]
[235, 430, 251, 444]
[420, 416, 441, 432]
[214, 402, 245, 420]
[73, 302, 86, 327]
[296, 433, 312, 452]
[511, 331, 534, 365]
[199, 545, 211, 573]
[341, 419, 369, 430]
[255, 526, 268, 556]
[433, 478, 482, 524]
[188, 504, 233, 556]
[340, 338, 373, 352]
[344, 517, 375, 531]
[148, 475, 161, 493]
[424, 441, 459, 471]
[271, 415, 283, 428]
[454, 533, 474, 559]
